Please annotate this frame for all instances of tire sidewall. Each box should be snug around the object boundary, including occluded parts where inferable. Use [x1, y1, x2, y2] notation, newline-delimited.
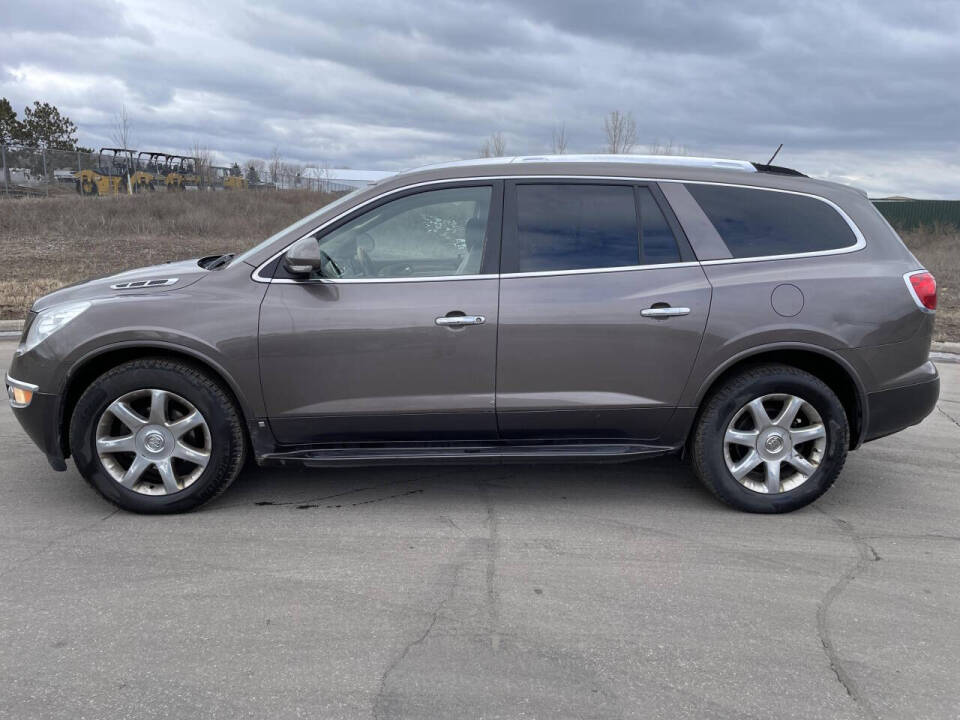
[698, 370, 848, 513]
[70, 364, 241, 514]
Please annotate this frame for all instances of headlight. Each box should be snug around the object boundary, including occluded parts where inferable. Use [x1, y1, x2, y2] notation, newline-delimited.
[20, 301, 91, 352]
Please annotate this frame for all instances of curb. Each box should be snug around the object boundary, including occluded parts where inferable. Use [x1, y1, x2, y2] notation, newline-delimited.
[932, 341, 960, 355]
[0, 319, 23, 338]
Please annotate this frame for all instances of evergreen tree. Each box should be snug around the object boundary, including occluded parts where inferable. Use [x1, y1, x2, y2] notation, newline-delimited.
[19, 101, 79, 149]
[0, 97, 24, 145]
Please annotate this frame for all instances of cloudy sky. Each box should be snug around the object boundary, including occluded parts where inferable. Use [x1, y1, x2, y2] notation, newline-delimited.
[2, 0, 958, 196]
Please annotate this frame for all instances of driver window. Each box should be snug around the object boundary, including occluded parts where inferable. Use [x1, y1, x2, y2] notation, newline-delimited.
[315, 186, 492, 279]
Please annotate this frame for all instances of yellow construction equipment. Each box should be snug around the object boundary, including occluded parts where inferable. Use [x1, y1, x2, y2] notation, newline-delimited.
[74, 148, 136, 196]
[132, 151, 167, 192]
[163, 155, 200, 191]
[211, 164, 247, 190]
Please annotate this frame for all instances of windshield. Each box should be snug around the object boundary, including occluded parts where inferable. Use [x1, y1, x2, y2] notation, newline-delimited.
[230, 187, 367, 266]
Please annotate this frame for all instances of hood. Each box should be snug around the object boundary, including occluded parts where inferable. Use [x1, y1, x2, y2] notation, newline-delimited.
[32, 257, 211, 312]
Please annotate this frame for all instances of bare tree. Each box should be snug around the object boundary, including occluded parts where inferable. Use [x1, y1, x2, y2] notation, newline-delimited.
[491, 131, 507, 156]
[480, 131, 507, 158]
[318, 160, 331, 193]
[191, 140, 213, 188]
[110, 104, 134, 149]
[285, 161, 304, 188]
[647, 139, 689, 156]
[268, 146, 282, 186]
[603, 110, 637, 154]
[551, 123, 568, 154]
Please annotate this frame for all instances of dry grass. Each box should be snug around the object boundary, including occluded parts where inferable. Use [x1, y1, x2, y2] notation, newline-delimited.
[0, 190, 337, 319]
[900, 226, 959, 342]
[0, 193, 957, 341]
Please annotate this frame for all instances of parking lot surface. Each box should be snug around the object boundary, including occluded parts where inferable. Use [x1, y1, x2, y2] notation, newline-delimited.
[1, 338, 958, 720]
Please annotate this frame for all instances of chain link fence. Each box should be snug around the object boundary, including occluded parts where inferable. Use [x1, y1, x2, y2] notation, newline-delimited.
[0, 145, 98, 197]
[0, 145, 352, 198]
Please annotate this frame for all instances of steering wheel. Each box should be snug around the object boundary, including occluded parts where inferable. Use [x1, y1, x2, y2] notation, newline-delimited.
[356, 246, 377, 277]
[319, 250, 344, 278]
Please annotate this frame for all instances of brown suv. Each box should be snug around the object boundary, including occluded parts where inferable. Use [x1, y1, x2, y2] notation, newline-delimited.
[5, 155, 939, 514]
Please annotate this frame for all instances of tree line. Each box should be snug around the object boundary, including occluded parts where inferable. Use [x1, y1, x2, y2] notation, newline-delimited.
[480, 110, 688, 158]
[2, 97, 687, 172]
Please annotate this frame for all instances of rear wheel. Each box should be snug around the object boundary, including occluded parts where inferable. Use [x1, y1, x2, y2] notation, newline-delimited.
[70, 359, 246, 513]
[692, 364, 848, 513]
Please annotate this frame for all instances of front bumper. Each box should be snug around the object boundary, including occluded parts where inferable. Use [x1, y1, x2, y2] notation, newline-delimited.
[5, 375, 67, 471]
[864, 371, 940, 443]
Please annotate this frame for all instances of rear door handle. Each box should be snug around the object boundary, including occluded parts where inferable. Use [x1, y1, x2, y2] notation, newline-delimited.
[435, 315, 486, 327]
[641, 306, 691, 318]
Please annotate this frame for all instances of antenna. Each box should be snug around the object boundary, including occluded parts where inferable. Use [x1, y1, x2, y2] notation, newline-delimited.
[766, 143, 783, 166]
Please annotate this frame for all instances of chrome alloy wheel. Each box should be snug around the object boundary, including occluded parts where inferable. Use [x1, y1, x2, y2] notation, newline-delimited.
[723, 394, 827, 494]
[95, 389, 211, 496]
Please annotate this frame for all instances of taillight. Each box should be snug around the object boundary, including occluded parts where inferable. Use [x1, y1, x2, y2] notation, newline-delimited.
[904, 270, 936, 311]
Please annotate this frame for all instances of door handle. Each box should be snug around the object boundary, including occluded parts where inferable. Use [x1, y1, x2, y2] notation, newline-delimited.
[435, 314, 486, 327]
[641, 306, 691, 318]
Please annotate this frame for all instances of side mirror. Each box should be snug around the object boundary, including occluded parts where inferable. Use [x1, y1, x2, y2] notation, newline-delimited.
[283, 237, 338, 277]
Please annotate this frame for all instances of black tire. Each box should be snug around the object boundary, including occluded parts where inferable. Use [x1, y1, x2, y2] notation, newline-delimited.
[69, 358, 246, 514]
[692, 364, 848, 513]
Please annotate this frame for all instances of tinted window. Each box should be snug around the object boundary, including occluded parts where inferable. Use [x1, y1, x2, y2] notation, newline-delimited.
[514, 184, 638, 272]
[315, 186, 491, 278]
[686, 184, 856, 259]
[638, 187, 681, 264]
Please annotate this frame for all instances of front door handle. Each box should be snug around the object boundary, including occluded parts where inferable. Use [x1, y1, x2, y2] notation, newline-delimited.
[435, 314, 486, 327]
[641, 306, 691, 318]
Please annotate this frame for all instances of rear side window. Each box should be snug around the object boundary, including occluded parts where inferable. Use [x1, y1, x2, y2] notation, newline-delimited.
[514, 184, 638, 272]
[685, 184, 857, 259]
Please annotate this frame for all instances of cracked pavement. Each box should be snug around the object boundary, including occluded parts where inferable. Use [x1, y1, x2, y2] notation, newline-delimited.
[1, 339, 958, 719]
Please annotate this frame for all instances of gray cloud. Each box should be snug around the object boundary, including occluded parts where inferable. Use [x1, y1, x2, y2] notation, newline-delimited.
[0, 0, 957, 196]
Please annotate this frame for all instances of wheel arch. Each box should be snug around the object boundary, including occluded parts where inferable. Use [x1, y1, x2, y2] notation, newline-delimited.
[689, 343, 867, 450]
[59, 342, 255, 458]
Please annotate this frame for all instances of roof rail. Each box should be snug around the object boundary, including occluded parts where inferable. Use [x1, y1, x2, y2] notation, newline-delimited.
[407, 154, 759, 173]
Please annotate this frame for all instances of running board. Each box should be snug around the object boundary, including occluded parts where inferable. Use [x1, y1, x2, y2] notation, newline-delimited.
[259, 442, 676, 468]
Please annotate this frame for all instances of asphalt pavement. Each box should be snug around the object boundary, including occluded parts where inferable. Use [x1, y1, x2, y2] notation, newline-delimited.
[1, 337, 958, 720]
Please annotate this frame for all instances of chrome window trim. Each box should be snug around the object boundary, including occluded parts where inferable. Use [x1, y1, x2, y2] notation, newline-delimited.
[251, 175, 866, 284]
[500, 261, 699, 279]
[272, 273, 495, 285]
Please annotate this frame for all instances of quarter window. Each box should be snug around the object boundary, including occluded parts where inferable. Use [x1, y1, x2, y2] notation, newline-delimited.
[685, 184, 857, 259]
[313, 186, 492, 278]
[513, 184, 639, 272]
[638, 187, 681, 264]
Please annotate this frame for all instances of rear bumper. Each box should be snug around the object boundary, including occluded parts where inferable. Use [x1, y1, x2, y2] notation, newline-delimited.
[864, 371, 940, 443]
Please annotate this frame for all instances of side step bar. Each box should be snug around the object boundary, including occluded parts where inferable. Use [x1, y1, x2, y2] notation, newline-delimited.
[259, 442, 677, 468]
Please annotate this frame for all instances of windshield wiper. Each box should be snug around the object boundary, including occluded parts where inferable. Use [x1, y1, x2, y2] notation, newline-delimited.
[201, 253, 234, 270]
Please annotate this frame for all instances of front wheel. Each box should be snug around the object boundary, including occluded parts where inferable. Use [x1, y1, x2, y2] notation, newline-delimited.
[70, 359, 246, 513]
[692, 364, 848, 513]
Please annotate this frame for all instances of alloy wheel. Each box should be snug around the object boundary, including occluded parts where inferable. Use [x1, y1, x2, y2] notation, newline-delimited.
[723, 393, 827, 494]
[95, 388, 211, 496]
